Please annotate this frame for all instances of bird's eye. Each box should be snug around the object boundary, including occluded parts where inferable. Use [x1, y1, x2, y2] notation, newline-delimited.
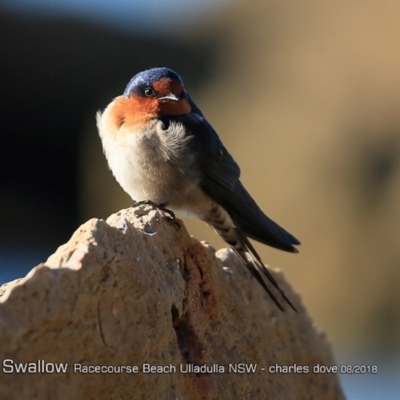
[144, 87, 155, 97]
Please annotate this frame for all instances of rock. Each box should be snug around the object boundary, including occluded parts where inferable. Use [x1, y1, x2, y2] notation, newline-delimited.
[0, 206, 344, 399]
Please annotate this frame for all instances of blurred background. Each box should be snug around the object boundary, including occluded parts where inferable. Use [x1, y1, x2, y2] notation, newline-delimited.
[1, 0, 399, 398]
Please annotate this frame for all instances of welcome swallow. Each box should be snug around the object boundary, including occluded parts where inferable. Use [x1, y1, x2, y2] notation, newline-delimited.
[97, 67, 300, 311]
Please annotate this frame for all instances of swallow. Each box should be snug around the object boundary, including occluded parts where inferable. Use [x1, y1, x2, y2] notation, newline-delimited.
[97, 67, 300, 311]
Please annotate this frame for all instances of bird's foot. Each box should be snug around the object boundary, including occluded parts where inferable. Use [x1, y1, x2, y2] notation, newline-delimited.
[132, 200, 166, 210]
[132, 200, 180, 230]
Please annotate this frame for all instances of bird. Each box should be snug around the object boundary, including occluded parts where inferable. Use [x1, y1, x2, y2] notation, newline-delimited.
[97, 67, 300, 311]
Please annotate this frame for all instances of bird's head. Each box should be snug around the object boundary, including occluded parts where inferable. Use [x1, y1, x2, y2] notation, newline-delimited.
[97, 68, 194, 136]
[122, 67, 191, 117]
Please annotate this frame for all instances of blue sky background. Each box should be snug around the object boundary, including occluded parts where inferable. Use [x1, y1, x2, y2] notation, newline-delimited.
[0, 0, 233, 34]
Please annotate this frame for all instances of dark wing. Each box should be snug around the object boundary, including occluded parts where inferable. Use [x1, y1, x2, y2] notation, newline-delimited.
[179, 112, 300, 253]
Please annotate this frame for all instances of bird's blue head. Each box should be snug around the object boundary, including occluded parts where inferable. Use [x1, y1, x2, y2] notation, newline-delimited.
[121, 67, 192, 117]
[123, 68, 184, 99]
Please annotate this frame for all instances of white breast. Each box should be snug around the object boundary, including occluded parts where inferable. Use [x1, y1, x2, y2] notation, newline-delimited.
[97, 111, 201, 209]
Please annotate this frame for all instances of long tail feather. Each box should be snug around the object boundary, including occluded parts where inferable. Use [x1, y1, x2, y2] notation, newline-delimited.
[234, 228, 297, 312]
[204, 204, 297, 311]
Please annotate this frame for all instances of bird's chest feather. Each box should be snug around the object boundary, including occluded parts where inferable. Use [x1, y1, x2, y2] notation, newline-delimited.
[100, 120, 199, 205]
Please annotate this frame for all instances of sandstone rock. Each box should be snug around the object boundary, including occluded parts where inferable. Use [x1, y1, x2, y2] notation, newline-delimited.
[0, 206, 344, 399]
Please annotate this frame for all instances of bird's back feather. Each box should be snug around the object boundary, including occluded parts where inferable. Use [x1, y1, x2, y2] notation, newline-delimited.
[172, 112, 300, 252]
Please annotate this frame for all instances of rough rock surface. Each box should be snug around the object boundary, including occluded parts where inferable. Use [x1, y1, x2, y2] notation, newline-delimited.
[0, 206, 344, 400]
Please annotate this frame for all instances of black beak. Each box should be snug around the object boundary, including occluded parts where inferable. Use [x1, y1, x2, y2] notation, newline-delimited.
[159, 93, 179, 101]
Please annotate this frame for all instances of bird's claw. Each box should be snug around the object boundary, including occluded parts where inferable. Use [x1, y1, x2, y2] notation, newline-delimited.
[132, 200, 163, 209]
[131, 200, 180, 230]
[159, 208, 180, 230]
